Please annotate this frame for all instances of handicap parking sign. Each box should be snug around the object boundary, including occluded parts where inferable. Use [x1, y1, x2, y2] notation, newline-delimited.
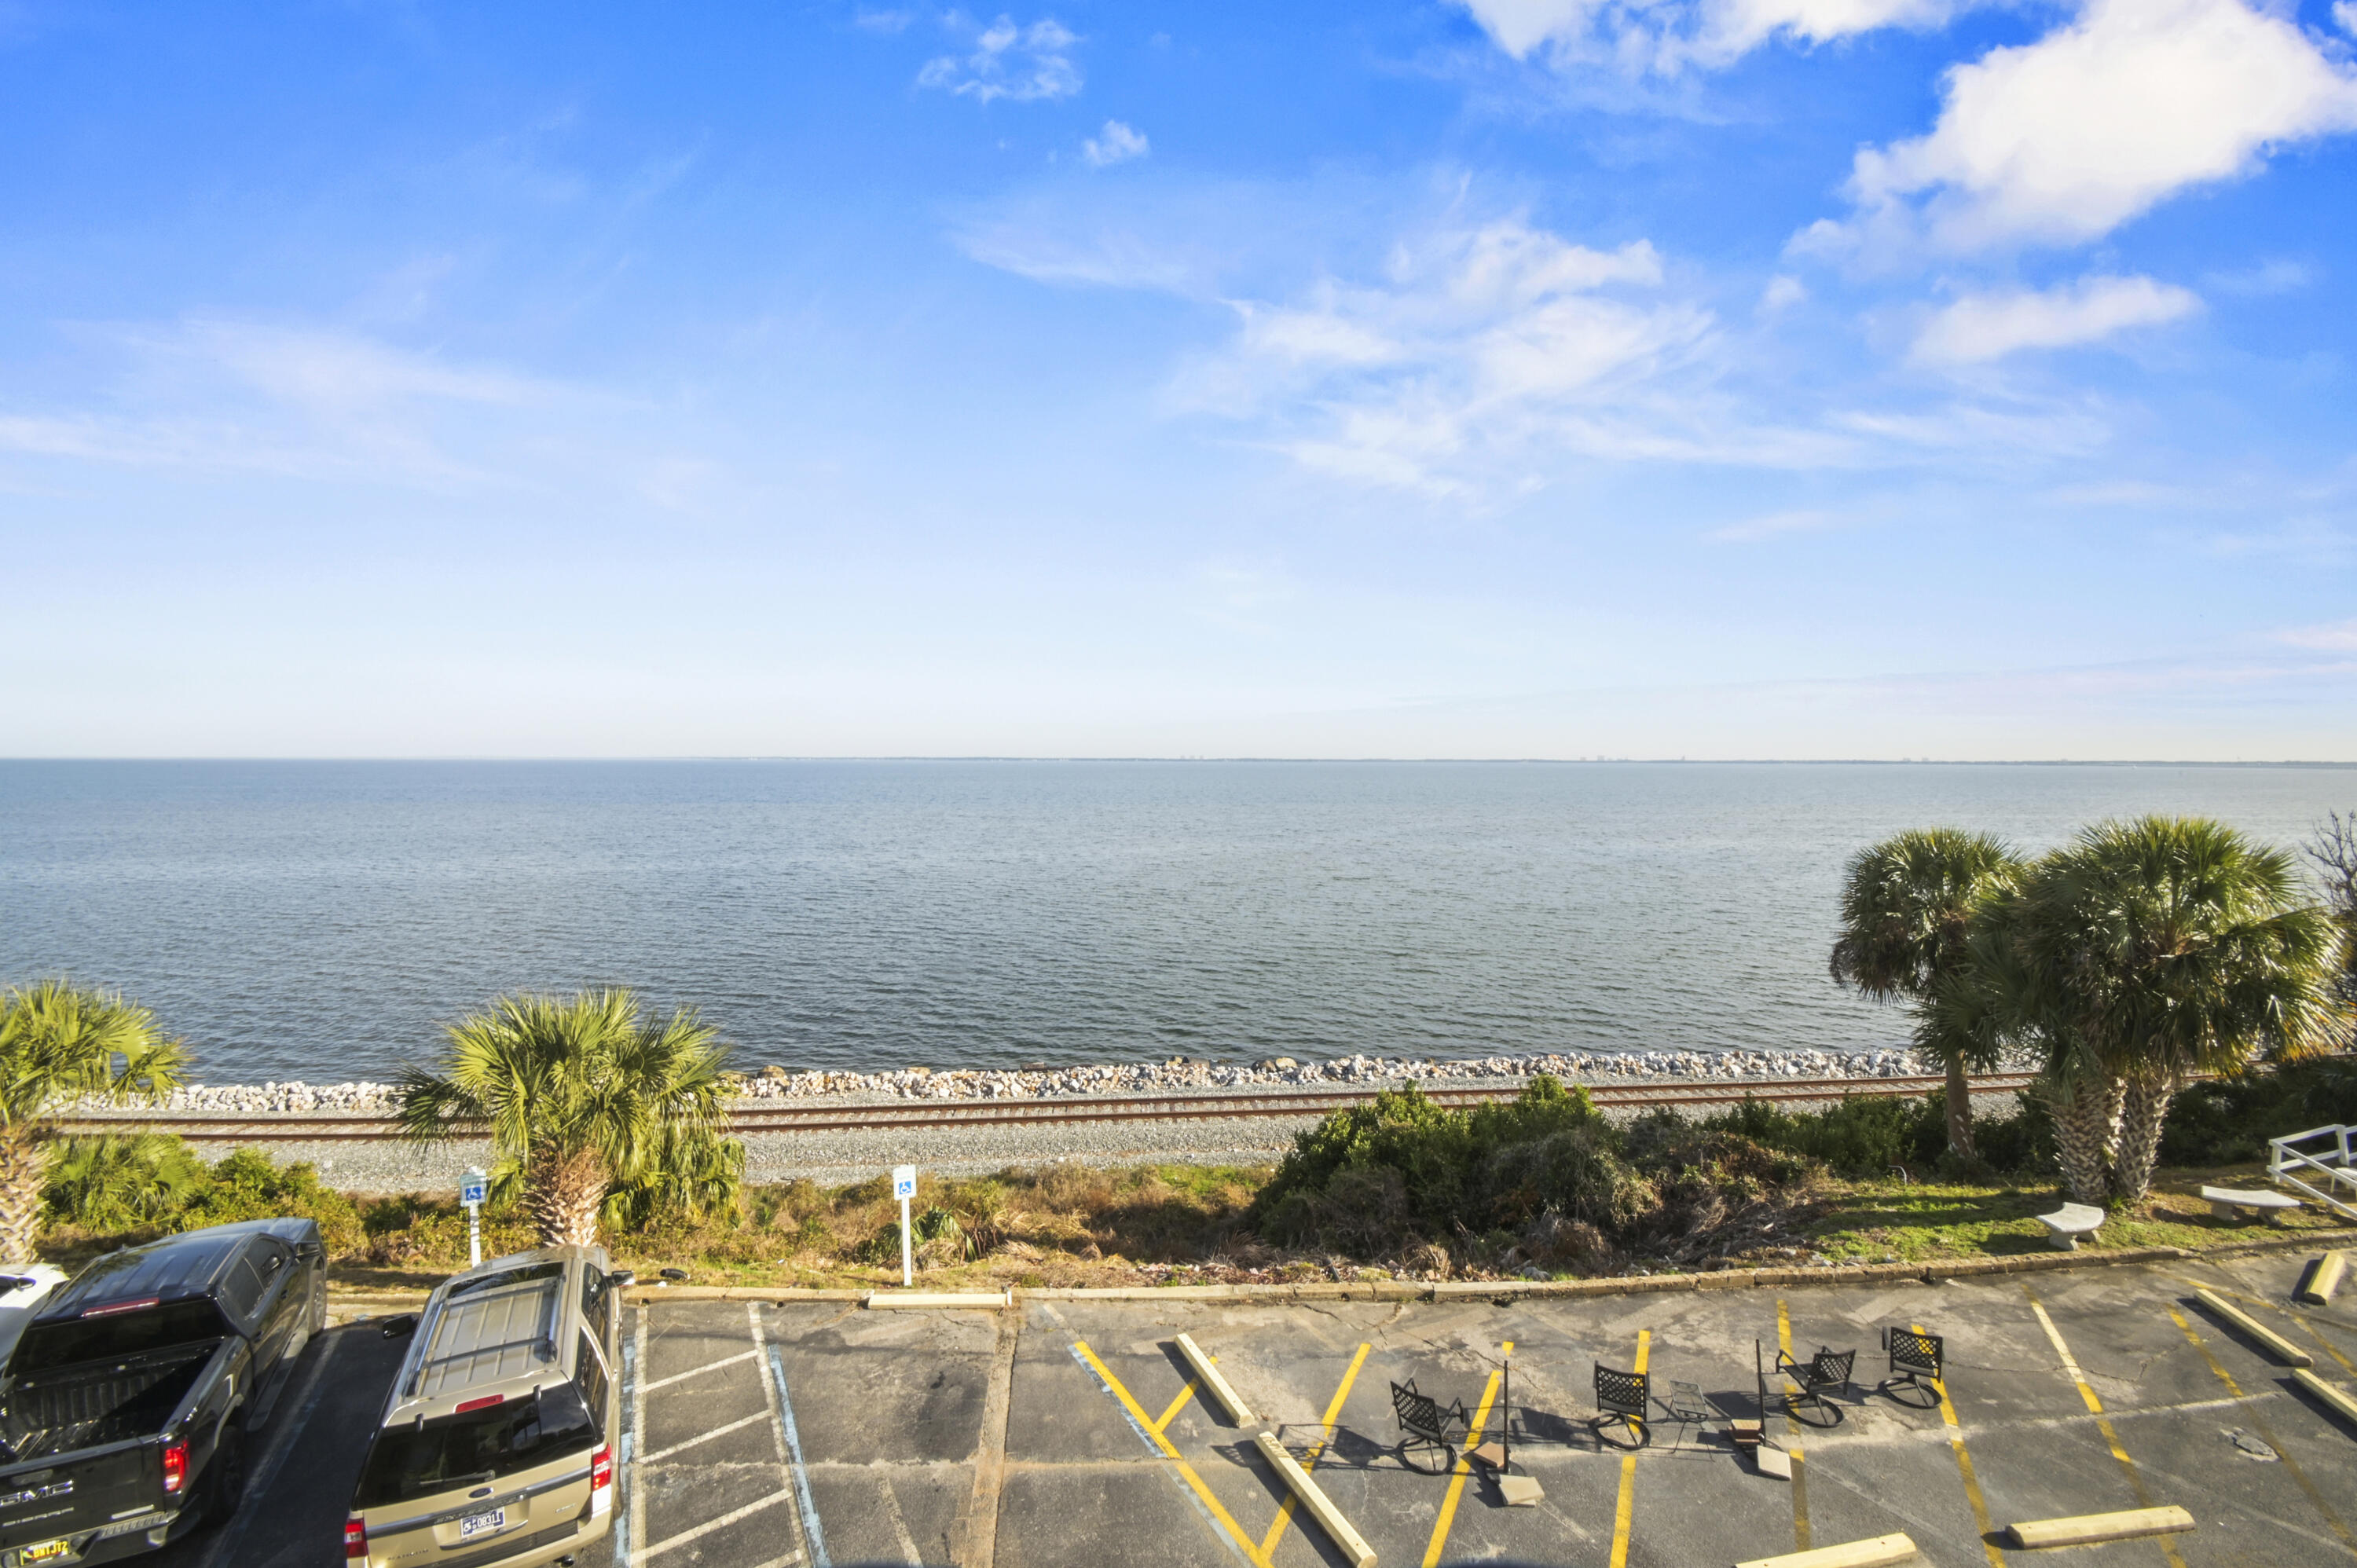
[460, 1168, 488, 1207]
[893, 1164, 917, 1200]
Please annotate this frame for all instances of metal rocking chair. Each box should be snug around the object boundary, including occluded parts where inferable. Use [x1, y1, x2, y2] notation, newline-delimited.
[1594, 1362, 1650, 1449]
[1882, 1327, 1945, 1409]
[1391, 1378, 1472, 1475]
[1773, 1345, 1856, 1427]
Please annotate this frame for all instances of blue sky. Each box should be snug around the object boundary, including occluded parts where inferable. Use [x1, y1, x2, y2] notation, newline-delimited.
[3, 0, 2354, 759]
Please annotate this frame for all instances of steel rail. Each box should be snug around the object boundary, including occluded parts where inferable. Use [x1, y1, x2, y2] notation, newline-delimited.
[56, 1072, 2038, 1143]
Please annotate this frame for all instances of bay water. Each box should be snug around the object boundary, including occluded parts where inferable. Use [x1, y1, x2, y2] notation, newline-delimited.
[2, 760, 2349, 1083]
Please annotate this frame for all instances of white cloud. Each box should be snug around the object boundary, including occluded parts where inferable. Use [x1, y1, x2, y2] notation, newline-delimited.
[1082, 119, 1148, 167]
[1708, 506, 1849, 541]
[918, 15, 1081, 103]
[1805, 0, 2357, 258]
[1454, 0, 1989, 71]
[2202, 257, 2314, 297]
[0, 318, 575, 485]
[1911, 274, 2202, 364]
[1759, 274, 1806, 312]
[1174, 219, 1739, 493]
[2280, 619, 2357, 650]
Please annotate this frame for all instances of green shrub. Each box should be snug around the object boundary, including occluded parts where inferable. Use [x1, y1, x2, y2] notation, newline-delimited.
[1692, 1093, 1946, 1177]
[2159, 1056, 2357, 1167]
[181, 1149, 365, 1255]
[42, 1134, 208, 1230]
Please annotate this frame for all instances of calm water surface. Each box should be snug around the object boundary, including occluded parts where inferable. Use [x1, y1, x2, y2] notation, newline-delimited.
[2, 761, 2351, 1083]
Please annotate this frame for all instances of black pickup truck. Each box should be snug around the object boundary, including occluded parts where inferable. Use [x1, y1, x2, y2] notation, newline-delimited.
[0, 1218, 326, 1566]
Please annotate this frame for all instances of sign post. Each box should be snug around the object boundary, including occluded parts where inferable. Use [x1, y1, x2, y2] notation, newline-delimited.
[460, 1167, 488, 1269]
[892, 1164, 918, 1289]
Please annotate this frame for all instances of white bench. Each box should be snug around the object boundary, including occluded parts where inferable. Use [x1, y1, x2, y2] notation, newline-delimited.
[2036, 1203, 2106, 1251]
[2200, 1186, 2304, 1225]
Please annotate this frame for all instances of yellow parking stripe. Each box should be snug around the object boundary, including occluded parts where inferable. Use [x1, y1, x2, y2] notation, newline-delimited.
[1420, 1340, 1513, 1568]
[1777, 1299, 1809, 1555]
[1072, 1340, 1272, 1568]
[2023, 1287, 2187, 1568]
[1913, 1321, 2005, 1568]
[2167, 1306, 2356, 1552]
[1262, 1343, 1371, 1558]
[1153, 1379, 1200, 1435]
[1607, 1330, 1649, 1568]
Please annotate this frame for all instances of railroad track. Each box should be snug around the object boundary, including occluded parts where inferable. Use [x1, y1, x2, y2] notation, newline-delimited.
[57, 1072, 2040, 1142]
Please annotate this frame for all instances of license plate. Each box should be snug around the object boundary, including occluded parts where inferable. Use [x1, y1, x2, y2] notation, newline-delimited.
[458, 1508, 508, 1541]
[15, 1542, 71, 1566]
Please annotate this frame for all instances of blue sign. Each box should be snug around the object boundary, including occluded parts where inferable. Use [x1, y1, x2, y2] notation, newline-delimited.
[892, 1164, 917, 1201]
[460, 1171, 488, 1207]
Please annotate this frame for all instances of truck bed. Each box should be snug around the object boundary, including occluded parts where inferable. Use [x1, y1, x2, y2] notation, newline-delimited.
[0, 1339, 224, 1463]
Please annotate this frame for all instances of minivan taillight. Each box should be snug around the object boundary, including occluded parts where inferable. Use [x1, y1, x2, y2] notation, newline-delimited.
[345, 1515, 368, 1560]
[160, 1440, 188, 1495]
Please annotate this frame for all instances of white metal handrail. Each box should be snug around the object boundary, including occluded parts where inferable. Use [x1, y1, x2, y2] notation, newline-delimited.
[2269, 1123, 2357, 1221]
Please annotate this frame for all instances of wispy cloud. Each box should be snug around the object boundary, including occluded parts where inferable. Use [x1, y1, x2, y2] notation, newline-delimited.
[1708, 507, 1849, 542]
[1082, 119, 1148, 167]
[1911, 275, 2201, 365]
[1169, 219, 1744, 494]
[1453, 0, 1996, 72]
[0, 317, 581, 487]
[918, 14, 1081, 102]
[2279, 618, 2357, 650]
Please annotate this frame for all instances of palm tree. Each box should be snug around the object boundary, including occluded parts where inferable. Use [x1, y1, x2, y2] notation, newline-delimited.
[396, 990, 741, 1246]
[0, 981, 189, 1264]
[2007, 817, 2347, 1203]
[1830, 829, 2025, 1159]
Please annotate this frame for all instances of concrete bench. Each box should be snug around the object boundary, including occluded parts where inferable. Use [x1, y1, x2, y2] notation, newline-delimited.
[2201, 1186, 2304, 1225]
[2037, 1203, 2106, 1251]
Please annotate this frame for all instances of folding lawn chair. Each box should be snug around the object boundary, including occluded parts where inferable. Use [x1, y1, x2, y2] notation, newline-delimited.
[1882, 1326, 1945, 1408]
[1391, 1378, 1472, 1475]
[1593, 1362, 1650, 1449]
[1773, 1345, 1856, 1427]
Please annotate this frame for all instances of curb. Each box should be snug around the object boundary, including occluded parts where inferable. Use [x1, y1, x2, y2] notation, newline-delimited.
[321, 1224, 2357, 1313]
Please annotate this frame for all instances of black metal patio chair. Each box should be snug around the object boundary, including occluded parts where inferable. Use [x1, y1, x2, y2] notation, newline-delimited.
[1593, 1362, 1650, 1449]
[1773, 1345, 1856, 1426]
[1881, 1327, 1945, 1408]
[1391, 1379, 1472, 1475]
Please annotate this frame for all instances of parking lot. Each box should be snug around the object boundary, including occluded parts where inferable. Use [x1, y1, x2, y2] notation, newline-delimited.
[168, 1247, 2357, 1567]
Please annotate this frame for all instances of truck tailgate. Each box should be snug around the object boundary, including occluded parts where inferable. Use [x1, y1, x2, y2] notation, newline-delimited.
[0, 1441, 172, 1557]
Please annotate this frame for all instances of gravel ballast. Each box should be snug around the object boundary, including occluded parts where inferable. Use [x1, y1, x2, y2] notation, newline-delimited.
[67, 1044, 2044, 1193]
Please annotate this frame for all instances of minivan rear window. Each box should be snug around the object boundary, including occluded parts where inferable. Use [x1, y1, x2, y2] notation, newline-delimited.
[353, 1385, 596, 1508]
[10, 1299, 231, 1374]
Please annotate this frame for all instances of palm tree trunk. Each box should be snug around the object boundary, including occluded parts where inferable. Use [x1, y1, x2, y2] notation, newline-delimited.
[0, 1129, 49, 1267]
[2043, 1075, 2120, 1206]
[529, 1147, 607, 1247]
[2110, 1073, 2179, 1204]
[1944, 1057, 1975, 1159]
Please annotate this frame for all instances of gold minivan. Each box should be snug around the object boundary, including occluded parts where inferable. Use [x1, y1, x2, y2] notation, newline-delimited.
[344, 1246, 631, 1568]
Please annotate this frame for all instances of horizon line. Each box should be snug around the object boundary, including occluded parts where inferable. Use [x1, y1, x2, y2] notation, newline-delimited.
[2, 756, 2352, 768]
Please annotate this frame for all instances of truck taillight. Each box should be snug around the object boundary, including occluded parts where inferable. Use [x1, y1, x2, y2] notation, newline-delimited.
[345, 1515, 368, 1560]
[160, 1440, 188, 1495]
[588, 1442, 614, 1518]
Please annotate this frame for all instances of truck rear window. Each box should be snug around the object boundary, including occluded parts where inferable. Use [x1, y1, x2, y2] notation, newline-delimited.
[10, 1299, 230, 1372]
[354, 1384, 597, 1508]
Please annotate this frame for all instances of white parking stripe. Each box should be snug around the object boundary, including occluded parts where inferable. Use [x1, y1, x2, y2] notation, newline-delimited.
[628, 1307, 650, 1568]
[638, 1346, 761, 1393]
[640, 1488, 797, 1559]
[639, 1409, 774, 1464]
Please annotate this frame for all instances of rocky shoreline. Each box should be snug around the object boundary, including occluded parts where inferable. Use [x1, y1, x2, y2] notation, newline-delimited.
[91, 1044, 2047, 1116]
